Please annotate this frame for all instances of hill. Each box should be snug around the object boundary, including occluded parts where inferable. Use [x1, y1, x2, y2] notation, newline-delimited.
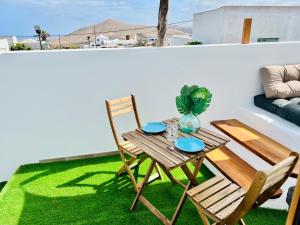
[51, 19, 187, 47]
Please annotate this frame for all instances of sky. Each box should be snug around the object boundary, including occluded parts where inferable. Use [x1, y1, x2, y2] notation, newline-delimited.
[0, 0, 300, 36]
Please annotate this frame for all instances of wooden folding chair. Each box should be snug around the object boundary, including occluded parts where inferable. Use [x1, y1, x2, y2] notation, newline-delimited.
[187, 152, 299, 225]
[105, 94, 162, 192]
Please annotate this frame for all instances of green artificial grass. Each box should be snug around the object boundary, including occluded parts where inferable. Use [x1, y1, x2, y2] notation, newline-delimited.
[0, 155, 288, 225]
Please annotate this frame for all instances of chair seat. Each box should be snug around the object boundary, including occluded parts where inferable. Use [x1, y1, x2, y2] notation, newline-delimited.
[187, 176, 246, 221]
[119, 141, 143, 157]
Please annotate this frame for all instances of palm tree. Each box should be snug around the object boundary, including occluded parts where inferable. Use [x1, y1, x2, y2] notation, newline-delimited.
[40, 30, 50, 42]
[157, 0, 169, 47]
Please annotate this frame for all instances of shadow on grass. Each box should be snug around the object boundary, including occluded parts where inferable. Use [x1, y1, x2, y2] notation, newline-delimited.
[0, 181, 7, 192]
[1, 155, 289, 225]
[18, 173, 202, 225]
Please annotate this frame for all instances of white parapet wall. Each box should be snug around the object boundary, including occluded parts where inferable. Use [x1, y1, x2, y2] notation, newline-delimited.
[0, 43, 300, 208]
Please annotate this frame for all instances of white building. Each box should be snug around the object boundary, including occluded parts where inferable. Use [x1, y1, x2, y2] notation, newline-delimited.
[0, 36, 17, 51]
[168, 35, 192, 46]
[95, 35, 109, 47]
[85, 34, 138, 48]
[0, 39, 9, 51]
[193, 6, 300, 44]
[0, 36, 17, 46]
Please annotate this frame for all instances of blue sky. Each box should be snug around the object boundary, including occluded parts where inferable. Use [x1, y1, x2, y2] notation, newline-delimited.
[0, 0, 299, 36]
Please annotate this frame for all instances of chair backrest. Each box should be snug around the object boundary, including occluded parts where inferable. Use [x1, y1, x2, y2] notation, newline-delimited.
[105, 94, 141, 146]
[225, 152, 299, 225]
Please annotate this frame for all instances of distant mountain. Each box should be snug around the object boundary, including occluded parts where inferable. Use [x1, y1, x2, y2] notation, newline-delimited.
[51, 19, 187, 47]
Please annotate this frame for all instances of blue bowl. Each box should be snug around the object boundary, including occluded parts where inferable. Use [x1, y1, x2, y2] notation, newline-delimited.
[175, 137, 205, 153]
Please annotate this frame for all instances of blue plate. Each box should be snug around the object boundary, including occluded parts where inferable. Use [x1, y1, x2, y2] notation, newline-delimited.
[141, 122, 167, 134]
[175, 137, 205, 153]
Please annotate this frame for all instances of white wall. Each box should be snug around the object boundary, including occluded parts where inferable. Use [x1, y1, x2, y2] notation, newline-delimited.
[168, 36, 192, 46]
[193, 7, 224, 44]
[0, 43, 300, 184]
[193, 6, 300, 44]
[0, 39, 9, 52]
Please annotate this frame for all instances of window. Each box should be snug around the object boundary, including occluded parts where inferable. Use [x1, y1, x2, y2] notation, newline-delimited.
[257, 38, 280, 43]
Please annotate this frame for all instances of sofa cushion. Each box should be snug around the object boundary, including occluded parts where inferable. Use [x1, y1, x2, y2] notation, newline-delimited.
[260, 64, 300, 98]
[254, 94, 300, 127]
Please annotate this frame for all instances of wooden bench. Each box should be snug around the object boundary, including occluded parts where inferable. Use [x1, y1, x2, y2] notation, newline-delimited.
[211, 119, 299, 178]
[206, 146, 282, 198]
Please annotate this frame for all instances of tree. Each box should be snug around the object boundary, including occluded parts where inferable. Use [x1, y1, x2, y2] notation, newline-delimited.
[10, 43, 32, 51]
[157, 0, 169, 47]
[40, 30, 50, 42]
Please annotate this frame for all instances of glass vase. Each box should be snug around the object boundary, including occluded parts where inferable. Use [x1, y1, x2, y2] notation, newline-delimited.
[178, 113, 200, 133]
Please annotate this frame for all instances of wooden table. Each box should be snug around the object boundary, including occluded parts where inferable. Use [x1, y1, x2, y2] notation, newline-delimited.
[122, 118, 230, 225]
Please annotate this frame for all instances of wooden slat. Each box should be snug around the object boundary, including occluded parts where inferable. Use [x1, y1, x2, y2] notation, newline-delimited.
[111, 102, 133, 111]
[131, 131, 184, 165]
[187, 176, 224, 197]
[163, 120, 217, 150]
[198, 127, 230, 142]
[201, 184, 240, 208]
[215, 197, 244, 220]
[194, 179, 232, 202]
[261, 173, 287, 193]
[108, 96, 132, 105]
[136, 130, 190, 161]
[125, 132, 176, 167]
[265, 155, 296, 177]
[206, 146, 257, 190]
[111, 106, 133, 117]
[211, 119, 299, 178]
[122, 133, 175, 168]
[208, 188, 245, 214]
[206, 146, 282, 199]
[159, 130, 211, 158]
[119, 141, 143, 155]
[190, 132, 220, 148]
[165, 118, 229, 148]
[266, 166, 292, 185]
[169, 117, 230, 143]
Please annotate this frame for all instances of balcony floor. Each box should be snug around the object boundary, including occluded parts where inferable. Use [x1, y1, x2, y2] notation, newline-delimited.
[0, 155, 288, 225]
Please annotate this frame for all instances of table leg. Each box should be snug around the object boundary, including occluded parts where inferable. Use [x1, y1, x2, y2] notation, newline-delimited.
[131, 159, 156, 211]
[170, 157, 205, 225]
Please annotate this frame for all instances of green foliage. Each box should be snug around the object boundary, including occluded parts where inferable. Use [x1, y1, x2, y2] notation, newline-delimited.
[62, 44, 80, 49]
[176, 85, 212, 116]
[41, 30, 50, 41]
[187, 41, 202, 45]
[10, 43, 32, 51]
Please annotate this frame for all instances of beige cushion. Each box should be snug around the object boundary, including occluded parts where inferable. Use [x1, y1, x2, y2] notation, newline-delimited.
[261, 64, 300, 98]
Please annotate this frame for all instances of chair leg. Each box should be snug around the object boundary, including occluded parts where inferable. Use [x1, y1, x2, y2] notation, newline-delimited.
[124, 160, 138, 192]
[116, 157, 137, 176]
[238, 218, 246, 225]
[118, 150, 139, 192]
[154, 163, 163, 180]
[196, 206, 210, 225]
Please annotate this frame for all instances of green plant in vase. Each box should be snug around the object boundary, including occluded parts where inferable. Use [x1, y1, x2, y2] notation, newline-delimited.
[176, 85, 212, 133]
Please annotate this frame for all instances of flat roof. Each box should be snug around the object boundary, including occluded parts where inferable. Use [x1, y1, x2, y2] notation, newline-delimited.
[195, 5, 300, 15]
